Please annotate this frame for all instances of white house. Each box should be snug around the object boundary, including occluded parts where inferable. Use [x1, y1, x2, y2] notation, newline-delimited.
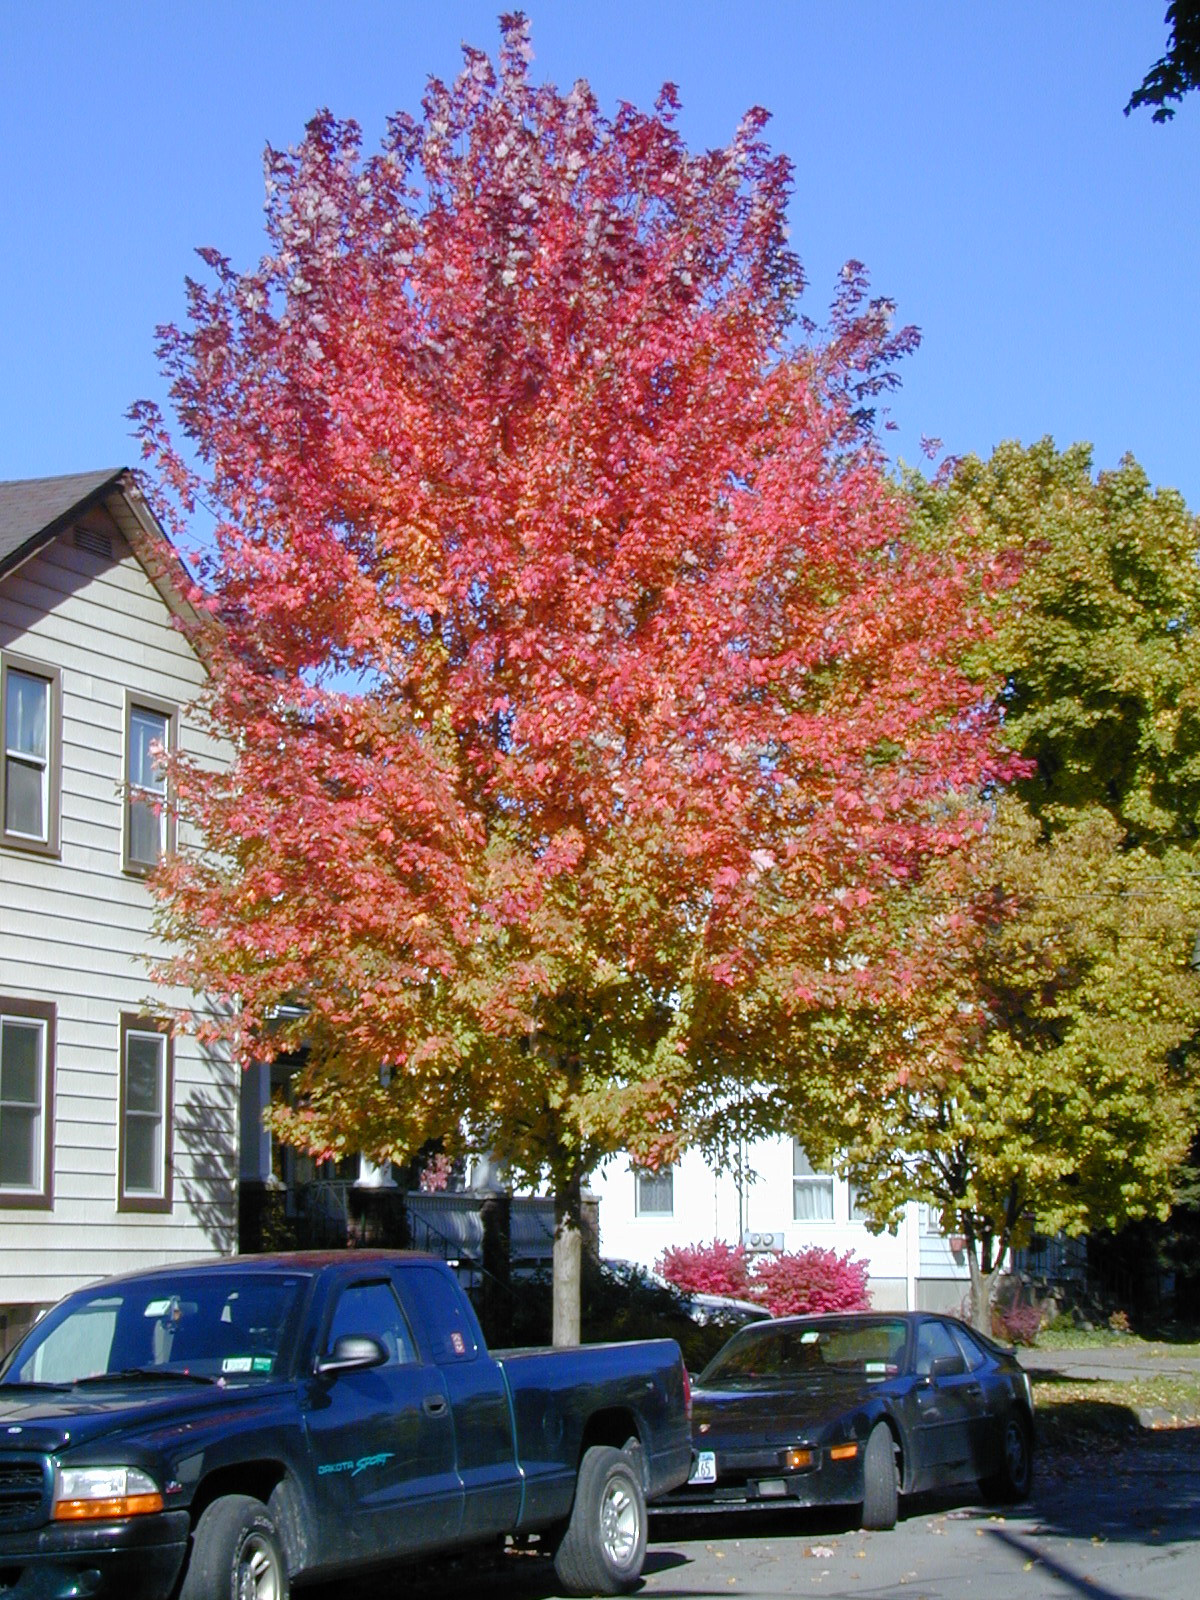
[590, 1137, 972, 1313]
[0, 469, 236, 1353]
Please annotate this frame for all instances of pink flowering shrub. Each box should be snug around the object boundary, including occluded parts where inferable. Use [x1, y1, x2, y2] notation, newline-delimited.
[992, 1302, 1042, 1347]
[656, 1240, 751, 1301]
[657, 1239, 870, 1317]
[749, 1247, 871, 1317]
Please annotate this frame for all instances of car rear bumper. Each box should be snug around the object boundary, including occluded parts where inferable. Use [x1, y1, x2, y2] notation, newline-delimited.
[0, 1510, 190, 1600]
[659, 1453, 864, 1512]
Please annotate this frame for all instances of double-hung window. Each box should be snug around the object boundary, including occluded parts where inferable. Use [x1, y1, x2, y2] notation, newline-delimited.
[119, 1015, 172, 1211]
[0, 998, 54, 1207]
[792, 1141, 834, 1222]
[1, 655, 60, 853]
[124, 695, 177, 872]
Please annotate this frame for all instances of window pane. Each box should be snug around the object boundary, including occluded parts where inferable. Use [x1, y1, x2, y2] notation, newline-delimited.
[636, 1168, 674, 1215]
[123, 1116, 159, 1194]
[4, 758, 45, 839]
[793, 1140, 832, 1177]
[6, 672, 48, 761]
[793, 1180, 834, 1222]
[128, 795, 162, 864]
[126, 1035, 163, 1113]
[1, 1020, 42, 1104]
[327, 1282, 416, 1365]
[0, 1106, 38, 1187]
[129, 707, 168, 793]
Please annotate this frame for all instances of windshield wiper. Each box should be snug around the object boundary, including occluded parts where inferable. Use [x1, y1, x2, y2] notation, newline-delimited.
[0, 1379, 73, 1392]
[74, 1367, 218, 1387]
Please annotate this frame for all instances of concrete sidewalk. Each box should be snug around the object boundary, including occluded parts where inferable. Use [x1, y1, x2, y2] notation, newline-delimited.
[1018, 1341, 1200, 1385]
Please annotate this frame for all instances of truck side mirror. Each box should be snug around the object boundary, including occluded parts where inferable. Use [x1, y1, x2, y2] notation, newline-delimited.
[316, 1335, 388, 1376]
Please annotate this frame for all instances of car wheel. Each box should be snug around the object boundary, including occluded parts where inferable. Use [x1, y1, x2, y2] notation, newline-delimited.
[861, 1422, 899, 1531]
[180, 1494, 289, 1600]
[983, 1412, 1033, 1504]
[553, 1444, 647, 1596]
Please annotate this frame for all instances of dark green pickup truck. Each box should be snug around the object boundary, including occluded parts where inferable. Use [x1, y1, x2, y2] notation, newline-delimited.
[0, 1250, 691, 1599]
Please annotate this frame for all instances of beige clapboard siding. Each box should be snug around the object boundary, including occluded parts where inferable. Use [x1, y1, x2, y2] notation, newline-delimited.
[1, 521, 237, 1307]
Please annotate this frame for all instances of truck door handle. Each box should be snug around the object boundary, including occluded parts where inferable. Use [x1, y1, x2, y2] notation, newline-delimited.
[423, 1394, 448, 1417]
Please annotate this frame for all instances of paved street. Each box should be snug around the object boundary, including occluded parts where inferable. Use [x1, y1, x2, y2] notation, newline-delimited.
[369, 1432, 1200, 1600]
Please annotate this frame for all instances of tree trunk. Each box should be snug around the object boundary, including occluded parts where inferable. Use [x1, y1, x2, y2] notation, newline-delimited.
[552, 1168, 583, 1347]
[966, 1247, 1002, 1336]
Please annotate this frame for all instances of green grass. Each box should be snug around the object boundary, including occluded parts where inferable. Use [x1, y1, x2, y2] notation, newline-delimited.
[1036, 1326, 1200, 1357]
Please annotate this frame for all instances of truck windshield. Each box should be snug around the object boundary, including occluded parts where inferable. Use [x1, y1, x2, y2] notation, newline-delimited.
[0, 1273, 307, 1387]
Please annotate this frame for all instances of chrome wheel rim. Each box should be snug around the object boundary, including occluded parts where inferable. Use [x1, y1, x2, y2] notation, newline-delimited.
[236, 1534, 281, 1600]
[600, 1475, 640, 1569]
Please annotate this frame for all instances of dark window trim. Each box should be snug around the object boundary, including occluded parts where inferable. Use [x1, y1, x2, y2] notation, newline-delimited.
[0, 652, 62, 857]
[117, 1012, 173, 1213]
[122, 691, 179, 876]
[0, 996, 55, 1209]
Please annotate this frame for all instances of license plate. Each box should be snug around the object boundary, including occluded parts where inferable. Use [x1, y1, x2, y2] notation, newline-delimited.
[688, 1450, 717, 1485]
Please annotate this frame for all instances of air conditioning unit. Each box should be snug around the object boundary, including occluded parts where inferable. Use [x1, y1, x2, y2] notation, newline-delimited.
[742, 1230, 785, 1253]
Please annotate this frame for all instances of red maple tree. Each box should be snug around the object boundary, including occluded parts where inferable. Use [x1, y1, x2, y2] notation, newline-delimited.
[137, 16, 1004, 1341]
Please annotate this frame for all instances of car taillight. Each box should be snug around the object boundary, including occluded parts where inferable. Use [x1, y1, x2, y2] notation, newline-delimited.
[682, 1364, 692, 1422]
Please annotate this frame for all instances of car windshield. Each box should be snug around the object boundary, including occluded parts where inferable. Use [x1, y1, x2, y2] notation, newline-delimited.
[698, 1318, 908, 1386]
[0, 1272, 307, 1387]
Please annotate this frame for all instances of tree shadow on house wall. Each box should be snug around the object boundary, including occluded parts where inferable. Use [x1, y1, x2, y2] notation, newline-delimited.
[175, 1078, 238, 1255]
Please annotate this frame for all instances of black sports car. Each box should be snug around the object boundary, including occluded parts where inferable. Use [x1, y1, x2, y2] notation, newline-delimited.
[663, 1310, 1033, 1529]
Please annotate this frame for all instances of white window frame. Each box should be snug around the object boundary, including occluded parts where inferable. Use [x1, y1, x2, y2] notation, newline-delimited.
[792, 1140, 835, 1223]
[634, 1165, 674, 1217]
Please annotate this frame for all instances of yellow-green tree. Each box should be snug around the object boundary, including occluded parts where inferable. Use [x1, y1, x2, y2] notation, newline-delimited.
[824, 442, 1200, 1330]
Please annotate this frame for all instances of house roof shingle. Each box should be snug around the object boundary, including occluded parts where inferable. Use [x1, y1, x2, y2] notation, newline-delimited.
[0, 468, 125, 574]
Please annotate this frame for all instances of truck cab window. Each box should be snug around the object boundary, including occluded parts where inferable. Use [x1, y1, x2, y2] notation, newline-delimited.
[327, 1281, 417, 1366]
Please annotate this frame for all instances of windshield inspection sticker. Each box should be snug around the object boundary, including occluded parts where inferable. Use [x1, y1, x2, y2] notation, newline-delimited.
[221, 1357, 253, 1373]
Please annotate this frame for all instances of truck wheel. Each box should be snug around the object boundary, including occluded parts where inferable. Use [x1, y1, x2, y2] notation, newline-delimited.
[180, 1494, 289, 1600]
[553, 1444, 647, 1597]
[861, 1423, 899, 1530]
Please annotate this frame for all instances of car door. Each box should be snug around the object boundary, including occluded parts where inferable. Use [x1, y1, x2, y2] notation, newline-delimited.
[301, 1275, 463, 1563]
[947, 1322, 1003, 1482]
[909, 1318, 984, 1483]
[395, 1262, 524, 1540]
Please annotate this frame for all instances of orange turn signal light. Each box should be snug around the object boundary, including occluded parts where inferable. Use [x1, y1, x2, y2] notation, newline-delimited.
[785, 1448, 813, 1470]
[828, 1443, 859, 1462]
[53, 1493, 165, 1521]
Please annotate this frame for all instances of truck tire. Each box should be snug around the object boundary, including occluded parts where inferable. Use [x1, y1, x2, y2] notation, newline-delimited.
[553, 1444, 647, 1597]
[179, 1494, 289, 1600]
[860, 1423, 899, 1530]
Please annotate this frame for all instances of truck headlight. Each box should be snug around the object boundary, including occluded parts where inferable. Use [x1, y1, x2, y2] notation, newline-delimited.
[52, 1466, 164, 1521]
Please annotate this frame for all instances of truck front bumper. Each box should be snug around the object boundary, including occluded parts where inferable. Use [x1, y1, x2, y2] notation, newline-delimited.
[0, 1510, 190, 1600]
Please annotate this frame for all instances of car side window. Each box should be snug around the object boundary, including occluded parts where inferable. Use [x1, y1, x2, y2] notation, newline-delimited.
[326, 1280, 417, 1366]
[948, 1324, 986, 1372]
[914, 1319, 960, 1375]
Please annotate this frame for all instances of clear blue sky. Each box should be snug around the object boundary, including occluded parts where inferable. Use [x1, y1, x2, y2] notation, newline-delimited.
[2, 2, 1197, 508]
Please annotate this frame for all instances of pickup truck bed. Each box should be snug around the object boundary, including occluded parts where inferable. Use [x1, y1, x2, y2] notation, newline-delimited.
[0, 1250, 691, 1599]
